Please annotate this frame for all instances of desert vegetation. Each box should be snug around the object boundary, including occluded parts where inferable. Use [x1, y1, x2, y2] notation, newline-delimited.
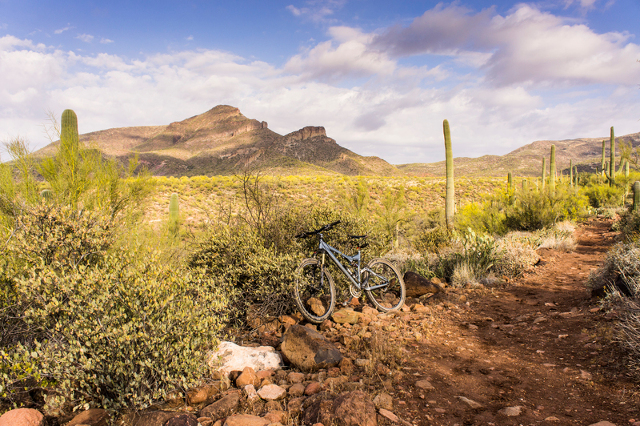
[1, 112, 639, 423]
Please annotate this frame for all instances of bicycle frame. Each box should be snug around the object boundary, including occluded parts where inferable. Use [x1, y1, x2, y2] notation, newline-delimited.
[315, 233, 388, 291]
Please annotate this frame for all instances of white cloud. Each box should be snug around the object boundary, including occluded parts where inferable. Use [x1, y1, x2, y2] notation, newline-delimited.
[285, 0, 346, 23]
[54, 26, 71, 34]
[76, 34, 94, 43]
[100, 38, 114, 44]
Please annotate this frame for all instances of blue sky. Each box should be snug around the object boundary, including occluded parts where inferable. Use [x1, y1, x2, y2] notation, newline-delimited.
[1, 0, 639, 164]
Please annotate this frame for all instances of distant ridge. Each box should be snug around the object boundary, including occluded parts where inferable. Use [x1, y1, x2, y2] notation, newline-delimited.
[399, 132, 640, 177]
[36, 105, 401, 176]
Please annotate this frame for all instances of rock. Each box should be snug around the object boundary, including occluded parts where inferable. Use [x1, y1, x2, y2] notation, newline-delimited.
[200, 393, 241, 420]
[0, 408, 44, 426]
[164, 414, 199, 426]
[302, 392, 335, 426]
[257, 384, 286, 401]
[288, 383, 306, 397]
[403, 272, 443, 298]
[373, 393, 393, 411]
[332, 309, 360, 324]
[197, 418, 213, 426]
[263, 410, 286, 424]
[339, 357, 354, 375]
[187, 382, 225, 405]
[244, 384, 260, 402]
[498, 406, 523, 416]
[287, 371, 305, 384]
[280, 325, 343, 371]
[355, 359, 370, 368]
[415, 380, 435, 390]
[209, 342, 282, 377]
[588, 422, 617, 426]
[236, 367, 260, 388]
[66, 408, 109, 426]
[332, 391, 377, 426]
[123, 411, 179, 426]
[287, 397, 306, 416]
[378, 409, 398, 422]
[319, 319, 333, 331]
[284, 126, 327, 142]
[223, 414, 270, 426]
[580, 370, 593, 380]
[457, 396, 484, 409]
[265, 400, 283, 412]
[305, 381, 322, 396]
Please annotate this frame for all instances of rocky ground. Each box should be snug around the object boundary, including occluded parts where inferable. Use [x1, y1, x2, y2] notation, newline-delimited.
[2, 218, 639, 426]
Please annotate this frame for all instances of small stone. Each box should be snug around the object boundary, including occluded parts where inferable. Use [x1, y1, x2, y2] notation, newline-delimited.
[319, 320, 333, 331]
[263, 410, 286, 424]
[355, 358, 370, 367]
[257, 384, 286, 401]
[378, 409, 399, 422]
[588, 422, 617, 426]
[339, 357, 354, 375]
[222, 414, 270, 426]
[456, 396, 484, 409]
[544, 417, 560, 422]
[305, 381, 322, 396]
[434, 408, 446, 413]
[288, 371, 305, 384]
[197, 418, 213, 426]
[580, 370, 593, 380]
[373, 393, 393, 410]
[200, 392, 241, 420]
[332, 308, 361, 324]
[265, 400, 283, 411]
[533, 316, 547, 324]
[499, 406, 523, 416]
[288, 383, 306, 397]
[244, 384, 260, 402]
[415, 380, 435, 390]
[236, 366, 260, 388]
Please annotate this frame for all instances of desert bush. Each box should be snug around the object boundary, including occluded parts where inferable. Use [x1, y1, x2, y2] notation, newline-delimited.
[504, 186, 588, 231]
[587, 240, 640, 377]
[455, 200, 507, 235]
[0, 205, 229, 412]
[583, 183, 625, 208]
[614, 209, 640, 241]
[493, 232, 540, 277]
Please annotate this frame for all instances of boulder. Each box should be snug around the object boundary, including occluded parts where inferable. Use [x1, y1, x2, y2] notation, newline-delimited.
[0, 408, 44, 426]
[66, 408, 109, 426]
[403, 271, 443, 298]
[208, 342, 282, 377]
[200, 392, 241, 420]
[280, 325, 342, 371]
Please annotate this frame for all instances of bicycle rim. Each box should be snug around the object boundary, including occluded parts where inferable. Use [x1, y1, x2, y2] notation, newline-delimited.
[294, 258, 336, 324]
[364, 258, 405, 312]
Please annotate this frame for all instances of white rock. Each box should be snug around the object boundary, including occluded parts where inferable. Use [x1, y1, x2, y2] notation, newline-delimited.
[498, 406, 523, 416]
[244, 384, 260, 402]
[257, 384, 286, 401]
[208, 341, 282, 377]
[588, 422, 617, 426]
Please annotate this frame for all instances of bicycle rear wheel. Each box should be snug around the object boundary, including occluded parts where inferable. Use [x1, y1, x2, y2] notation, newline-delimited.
[364, 258, 405, 312]
[294, 258, 336, 324]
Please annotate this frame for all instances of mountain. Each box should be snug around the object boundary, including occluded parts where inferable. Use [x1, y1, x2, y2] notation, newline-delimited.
[399, 132, 640, 177]
[36, 105, 401, 177]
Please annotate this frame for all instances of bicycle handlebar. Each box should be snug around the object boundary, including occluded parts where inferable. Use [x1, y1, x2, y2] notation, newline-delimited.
[295, 220, 341, 238]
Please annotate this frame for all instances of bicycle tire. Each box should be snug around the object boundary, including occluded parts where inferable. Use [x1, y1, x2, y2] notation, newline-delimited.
[294, 258, 336, 324]
[364, 258, 405, 312]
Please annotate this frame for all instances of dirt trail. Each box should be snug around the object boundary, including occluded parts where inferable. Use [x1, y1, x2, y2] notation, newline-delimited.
[392, 218, 639, 425]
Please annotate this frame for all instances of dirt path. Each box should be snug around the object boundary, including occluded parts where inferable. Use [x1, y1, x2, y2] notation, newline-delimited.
[391, 218, 639, 425]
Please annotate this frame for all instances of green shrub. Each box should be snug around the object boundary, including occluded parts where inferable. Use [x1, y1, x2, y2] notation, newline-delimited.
[615, 210, 640, 241]
[455, 200, 506, 235]
[583, 183, 625, 208]
[1, 205, 229, 412]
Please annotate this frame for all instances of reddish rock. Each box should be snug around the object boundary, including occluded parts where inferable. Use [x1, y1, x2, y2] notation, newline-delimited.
[287, 371, 305, 384]
[305, 381, 322, 396]
[332, 391, 377, 426]
[263, 410, 286, 424]
[0, 408, 44, 426]
[236, 367, 260, 388]
[200, 393, 241, 420]
[339, 358, 354, 376]
[281, 325, 342, 372]
[222, 414, 269, 426]
[66, 408, 109, 426]
[164, 414, 199, 426]
[403, 271, 443, 298]
[187, 382, 224, 405]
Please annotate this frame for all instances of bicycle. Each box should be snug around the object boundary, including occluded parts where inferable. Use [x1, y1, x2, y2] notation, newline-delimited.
[294, 220, 405, 324]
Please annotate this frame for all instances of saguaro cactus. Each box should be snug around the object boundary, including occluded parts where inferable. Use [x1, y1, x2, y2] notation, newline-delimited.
[169, 193, 179, 223]
[541, 157, 547, 191]
[601, 140, 606, 177]
[61, 109, 79, 153]
[443, 119, 454, 229]
[569, 160, 573, 187]
[507, 172, 513, 191]
[605, 126, 616, 187]
[633, 181, 640, 212]
[549, 145, 556, 193]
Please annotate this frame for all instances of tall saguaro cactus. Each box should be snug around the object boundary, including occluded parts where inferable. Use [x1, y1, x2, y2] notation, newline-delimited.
[61, 109, 79, 154]
[443, 119, 454, 230]
[605, 126, 616, 187]
[601, 140, 606, 177]
[633, 181, 640, 212]
[569, 160, 573, 187]
[549, 145, 556, 193]
[169, 193, 180, 237]
[541, 157, 546, 191]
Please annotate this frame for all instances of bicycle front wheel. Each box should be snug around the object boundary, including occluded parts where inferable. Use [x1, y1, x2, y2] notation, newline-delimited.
[364, 258, 405, 312]
[294, 258, 336, 324]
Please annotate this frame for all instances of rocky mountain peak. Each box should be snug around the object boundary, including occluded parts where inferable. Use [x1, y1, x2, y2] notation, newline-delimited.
[285, 126, 327, 142]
